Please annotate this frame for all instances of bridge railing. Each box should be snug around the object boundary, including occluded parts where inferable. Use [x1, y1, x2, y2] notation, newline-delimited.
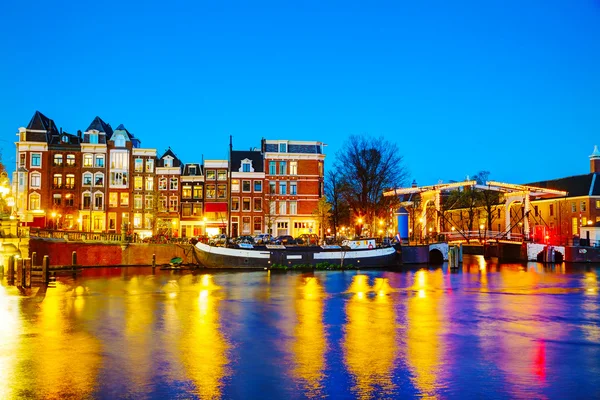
[440, 230, 524, 243]
[29, 228, 124, 243]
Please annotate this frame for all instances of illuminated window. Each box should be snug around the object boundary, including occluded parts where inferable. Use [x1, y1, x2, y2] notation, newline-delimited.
[218, 170, 227, 181]
[146, 177, 154, 191]
[217, 184, 227, 199]
[134, 194, 143, 209]
[53, 154, 63, 166]
[169, 197, 178, 212]
[94, 193, 103, 210]
[193, 185, 203, 199]
[83, 154, 93, 167]
[120, 193, 129, 206]
[206, 170, 216, 180]
[146, 159, 154, 173]
[145, 195, 153, 209]
[290, 161, 297, 175]
[182, 186, 192, 199]
[242, 198, 251, 211]
[242, 216, 251, 234]
[581, 201, 587, 212]
[232, 179, 240, 192]
[159, 177, 167, 190]
[66, 154, 76, 166]
[206, 184, 216, 199]
[254, 198, 262, 212]
[134, 159, 143, 172]
[53, 174, 63, 189]
[109, 192, 118, 207]
[30, 172, 41, 188]
[170, 178, 178, 190]
[232, 197, 240, 211]
[289, 201, 297, 215]
[53, 194, 62, 206]
[65, 174, 75, 189]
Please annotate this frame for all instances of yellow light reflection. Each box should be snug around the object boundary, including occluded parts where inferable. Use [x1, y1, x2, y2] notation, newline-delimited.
[291, 275, 327, 398]
[0, 285, 24, 399]
[582, 271, 599, 342]
[177, 274, 229, 399]
[406, 269, 446, 398]
[34, 283, 101, 398]
[344, 275, 397, 398]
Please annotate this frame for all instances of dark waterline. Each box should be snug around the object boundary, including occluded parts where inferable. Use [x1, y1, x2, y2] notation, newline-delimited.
[1, 256, 599, 399]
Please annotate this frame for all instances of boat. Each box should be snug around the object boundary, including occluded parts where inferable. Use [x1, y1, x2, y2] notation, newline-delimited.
[193, 238, 402, 269]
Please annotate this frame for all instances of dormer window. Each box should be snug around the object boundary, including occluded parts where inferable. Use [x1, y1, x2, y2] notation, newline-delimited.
[240, 159, 253, 173]
[61, 135, 69, 143]
[114, 134, 125, 147]
[189, 166, 196, 175]
[89, 132, 98, 144]
[279, 142, 287, 153]
[164, 158, 173, 167]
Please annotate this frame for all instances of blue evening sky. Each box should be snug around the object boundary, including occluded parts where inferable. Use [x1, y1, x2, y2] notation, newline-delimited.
[1, 0, 599, 187]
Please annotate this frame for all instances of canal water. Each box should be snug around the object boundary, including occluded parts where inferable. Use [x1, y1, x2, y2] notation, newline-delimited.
[1, 256, 599, 399]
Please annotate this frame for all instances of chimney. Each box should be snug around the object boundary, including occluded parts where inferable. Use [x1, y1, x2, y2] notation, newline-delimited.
[411, 180, 417, 188]
[77, 130, 82, 139]
[590, 145, 600, 173]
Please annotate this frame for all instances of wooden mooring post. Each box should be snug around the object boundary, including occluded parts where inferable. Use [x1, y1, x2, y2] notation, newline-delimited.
[7, 255, 14, 285]
[31, 252, 37, 269]
[72, 251, 77, 266]
[152, 254, 156, 273]
[16, 258, 23, 287]
[24, 258, 32, 288]
[42, 255, 50, 284]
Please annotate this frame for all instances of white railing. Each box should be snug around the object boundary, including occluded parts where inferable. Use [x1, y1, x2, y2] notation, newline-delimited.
[441, 230, 524, 243]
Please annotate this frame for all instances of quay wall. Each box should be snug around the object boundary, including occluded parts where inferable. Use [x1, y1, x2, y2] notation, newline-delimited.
[29, 238, 193, 266]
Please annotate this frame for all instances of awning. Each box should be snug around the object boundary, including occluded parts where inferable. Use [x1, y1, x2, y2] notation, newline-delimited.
[204, 202, 228, 212]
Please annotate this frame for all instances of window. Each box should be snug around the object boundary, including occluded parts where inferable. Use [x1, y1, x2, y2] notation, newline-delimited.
[193, 185, 203, 199]
[232, 179, 240, 193]
[134, 194, 143, 209]
[596, 200, 600, 209]
[182, 204, 192, 217]
[169, 197, 178, 212]
[29, 193, 41, 210]
[145, 195, 153, 210]
[269, 182, 276, 194]
[193, 204, 203, 216]
[534, 205, 538, 217]
[120, 193, 129, 206]
[114, 134, 125, 147]
[170, 178, 178, 191]
[163, 158, 173, 167]
[110, 172, 128, 187]
[217, 184, 227, 199]
[269, 161, 276, 175]
[159, 177, 167, 190]
[290, 161, 297, 175]
[182, 186, 192, 199]
[188, 165, 196, 175]
[242, 180, 251, 192]
[94, 173, 104, 186]
[232, 197, 240, 211]
[89, 133, 98, 144]
[280, 182, 287, 195]
[83, 172, 92, 186]
[290, 182, 297, 195]
[242, 198, 251, 211]
[160, 196, 167, 211]
[31, 153, 41, 167]
[64, 193, 74, 207]
[53, 174, 63, 189]
[110, 192, 118, 207]
[110, 151, 129, 169]
[83, 193, 91, 208]
[108, 213, 117, 230]
[94, 193, 103, 210]
[581, 201, 587, 212]
[134, 176, 143, 190]
[279, 143, 287, 153]
[270, 201, 276, 215]
[146, 159, 154, 173]
[66, 154, 76, 166]
[289, 201, 297, 215]
[83, 154, 93, 167]
[254, 198, 262, 212]
[53, 154, 63, 166]
[53, 194, 61, 206]
[254, 181, 262, 192]
[134, 159, 143, 172]
[242, 162, 250, 172]
[134, 213, 142, 229]
[206, 184, 216, 199]
[19, 153, 26, 167]
[253, 217, 262, 232]
[571, 202, 576, 212]
[279, 161, 286, 175]
[279, 201, 286, 215]
[218, 170, 227, 181]
[95, 155, 104, 168]
[206, 170, 216, 180]
[240, 216, 250, 234]
[30, 173, 41, 188]
[65, 174, 75, 189]
[549, 204, 554, 216]
[145, 177, 154, 191]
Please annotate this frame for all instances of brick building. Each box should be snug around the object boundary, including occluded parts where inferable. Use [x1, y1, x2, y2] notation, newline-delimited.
[203, 160, 229, 236]
[230, 149, 264, 237]
[180, 163, 204, 238]
[261, 139, 326, 237]
[155, 148, 182, 237]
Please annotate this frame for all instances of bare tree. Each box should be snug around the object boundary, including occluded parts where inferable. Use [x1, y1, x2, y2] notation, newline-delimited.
[325, 169, 349, 237]
[472, 171, 503, 233]
[334, 135, 408, 235]
[263, 192, 277, 235]
[312, 196, 331, 242]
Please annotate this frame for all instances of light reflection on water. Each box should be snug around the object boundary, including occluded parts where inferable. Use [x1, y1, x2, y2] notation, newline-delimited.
[0, 258, 599, 399]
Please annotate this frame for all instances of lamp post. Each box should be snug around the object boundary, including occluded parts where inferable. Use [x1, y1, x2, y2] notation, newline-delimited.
[51, 212, 56, 230]
[357, 217, 363, 237]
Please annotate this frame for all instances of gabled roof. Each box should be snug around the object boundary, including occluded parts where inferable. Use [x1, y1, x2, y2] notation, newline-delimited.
[114, 124, 141, 148]
[157, 148, 182, 168]
[26, 111, 59, 134]
[230, 150, 264, 172]
[86, 116, 114, 137]
[49, 131, 81, 146]
[182, 163, 203, 176]
[526, 173, 600, 198]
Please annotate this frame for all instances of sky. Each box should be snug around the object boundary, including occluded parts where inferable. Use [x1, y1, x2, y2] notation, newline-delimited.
[1, 0, 599, 187]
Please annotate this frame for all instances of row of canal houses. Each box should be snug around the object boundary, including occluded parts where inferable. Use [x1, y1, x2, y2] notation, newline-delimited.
[13, 111, 325, 238]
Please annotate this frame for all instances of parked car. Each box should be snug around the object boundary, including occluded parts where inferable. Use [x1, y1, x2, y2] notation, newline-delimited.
[208, 234, 227, 246]
[254, 233, 273, 244]
[234, 235, 255, 244]
[273, 235, 296, 245]
[295, 233, 319, 245]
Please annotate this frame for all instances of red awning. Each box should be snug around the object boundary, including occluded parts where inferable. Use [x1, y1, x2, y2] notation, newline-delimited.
[204, 202, 228, 212]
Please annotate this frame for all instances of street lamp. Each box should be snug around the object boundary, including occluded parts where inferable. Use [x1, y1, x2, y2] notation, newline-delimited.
[51, 211, 57, 230]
